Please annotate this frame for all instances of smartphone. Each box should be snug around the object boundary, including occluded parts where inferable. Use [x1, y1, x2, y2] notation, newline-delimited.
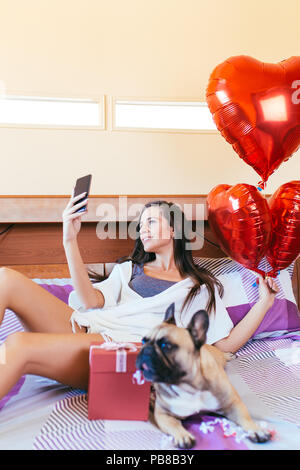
[73, 174, 92, 213]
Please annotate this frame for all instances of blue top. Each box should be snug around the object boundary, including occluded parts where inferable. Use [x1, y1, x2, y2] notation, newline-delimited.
[128, 263, 177, 297]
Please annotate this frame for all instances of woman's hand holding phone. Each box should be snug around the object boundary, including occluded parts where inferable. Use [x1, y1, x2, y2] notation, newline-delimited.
[62, 189, 88, 244]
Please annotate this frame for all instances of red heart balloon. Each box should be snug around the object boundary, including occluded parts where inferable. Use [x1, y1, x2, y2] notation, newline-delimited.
[207, 183, 272, 275]
[266, 181, 300, 276]
[206, 56, 300, 187]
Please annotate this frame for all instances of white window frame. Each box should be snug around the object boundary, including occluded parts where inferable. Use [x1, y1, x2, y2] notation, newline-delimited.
[0, 92, 106, 130]
[110, 97, 217, 133]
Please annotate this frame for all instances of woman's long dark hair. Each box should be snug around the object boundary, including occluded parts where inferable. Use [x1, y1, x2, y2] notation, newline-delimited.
[87, 200, 224, 316]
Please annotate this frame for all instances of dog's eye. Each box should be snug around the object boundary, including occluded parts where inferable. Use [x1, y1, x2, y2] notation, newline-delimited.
[160, 341, 173, 351]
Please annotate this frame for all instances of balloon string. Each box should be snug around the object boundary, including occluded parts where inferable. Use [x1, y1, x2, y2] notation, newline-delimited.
[256, 181, 270, 279]
[260, 181, 274, 277]
[256, 181, 280, 279]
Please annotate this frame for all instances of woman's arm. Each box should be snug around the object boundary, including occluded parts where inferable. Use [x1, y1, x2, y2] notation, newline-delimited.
[214, 275, 279, 353]
[62, 190, 104, 310]
[63, 239, 104, 310]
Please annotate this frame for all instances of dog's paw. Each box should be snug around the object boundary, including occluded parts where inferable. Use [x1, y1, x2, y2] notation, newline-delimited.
[172, 429, 196, 449]
[247, 428, 272, 444]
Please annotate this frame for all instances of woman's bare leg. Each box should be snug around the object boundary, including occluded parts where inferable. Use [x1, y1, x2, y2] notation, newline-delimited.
[0, 267, 80, 333]
[0, 268, 107, 401]
[0, 331, 105, 400]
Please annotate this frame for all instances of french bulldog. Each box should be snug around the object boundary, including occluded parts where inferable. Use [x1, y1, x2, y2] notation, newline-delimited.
[136, 303, 272, 449]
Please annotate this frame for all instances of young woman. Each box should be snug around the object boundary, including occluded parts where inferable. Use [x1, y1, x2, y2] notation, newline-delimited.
[0, 191, 278, 400]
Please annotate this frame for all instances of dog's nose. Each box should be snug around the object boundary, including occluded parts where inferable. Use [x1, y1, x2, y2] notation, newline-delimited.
[136, 346, 153, 370]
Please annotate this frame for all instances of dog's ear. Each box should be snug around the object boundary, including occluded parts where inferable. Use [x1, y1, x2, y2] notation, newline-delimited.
[187, 310, 209, 350]
[164, 302, 176, 325]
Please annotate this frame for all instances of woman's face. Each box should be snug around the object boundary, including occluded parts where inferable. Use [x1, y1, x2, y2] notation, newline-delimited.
[139, 205, 174, 253]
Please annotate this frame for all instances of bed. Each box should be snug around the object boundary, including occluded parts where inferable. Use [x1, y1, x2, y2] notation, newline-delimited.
[0, 217, 300, 451]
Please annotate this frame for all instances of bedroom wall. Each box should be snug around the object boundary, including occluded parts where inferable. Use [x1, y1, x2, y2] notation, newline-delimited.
[0, 0, 299, 195]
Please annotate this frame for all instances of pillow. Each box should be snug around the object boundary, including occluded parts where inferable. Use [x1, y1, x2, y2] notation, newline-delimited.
[34, 278, 74, 304]
[193, 256, 300, 339]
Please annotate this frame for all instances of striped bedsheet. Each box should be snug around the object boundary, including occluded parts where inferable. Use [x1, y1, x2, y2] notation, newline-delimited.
[0, 280, 300, 449]
[30, 336, 300, 451]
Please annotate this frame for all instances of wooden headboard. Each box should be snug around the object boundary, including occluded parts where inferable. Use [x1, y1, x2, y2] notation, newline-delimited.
[1, 220, 299, 309]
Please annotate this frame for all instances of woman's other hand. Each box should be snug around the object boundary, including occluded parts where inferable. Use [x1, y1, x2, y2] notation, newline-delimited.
[62, 189, 88, 244]
[257, 274, 279, 309]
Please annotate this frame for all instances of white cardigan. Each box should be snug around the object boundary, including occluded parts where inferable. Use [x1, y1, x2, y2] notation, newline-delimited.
[69, 261, 233, 344]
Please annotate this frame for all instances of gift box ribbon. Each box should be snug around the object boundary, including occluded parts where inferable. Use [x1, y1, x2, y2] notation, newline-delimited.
[90, 342, 146, 384]
[98, 342, 138, 373]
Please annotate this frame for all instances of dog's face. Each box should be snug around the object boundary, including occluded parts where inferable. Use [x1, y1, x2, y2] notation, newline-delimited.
[136, 303, 209, 385]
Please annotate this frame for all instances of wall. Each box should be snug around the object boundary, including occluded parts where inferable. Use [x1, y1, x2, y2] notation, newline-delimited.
[0, 0, 299, 195]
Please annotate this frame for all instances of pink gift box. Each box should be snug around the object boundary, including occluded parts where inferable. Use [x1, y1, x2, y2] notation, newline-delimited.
[88, 342, 151, 421]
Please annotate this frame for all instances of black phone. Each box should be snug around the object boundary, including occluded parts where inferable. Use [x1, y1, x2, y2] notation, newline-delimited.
[73, 174, 92, 213]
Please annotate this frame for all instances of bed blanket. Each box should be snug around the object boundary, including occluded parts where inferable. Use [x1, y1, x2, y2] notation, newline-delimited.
[1, 297, 300, 450]
[31, 337, 300, 450]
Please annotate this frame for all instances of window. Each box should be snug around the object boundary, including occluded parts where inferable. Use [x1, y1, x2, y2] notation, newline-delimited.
[0, 94, 105, 129]
[112, 99, 216, 132]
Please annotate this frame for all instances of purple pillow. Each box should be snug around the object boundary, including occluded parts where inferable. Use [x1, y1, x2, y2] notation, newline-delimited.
[38, 283, 74, 304]
[227, 299, 300, 337]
